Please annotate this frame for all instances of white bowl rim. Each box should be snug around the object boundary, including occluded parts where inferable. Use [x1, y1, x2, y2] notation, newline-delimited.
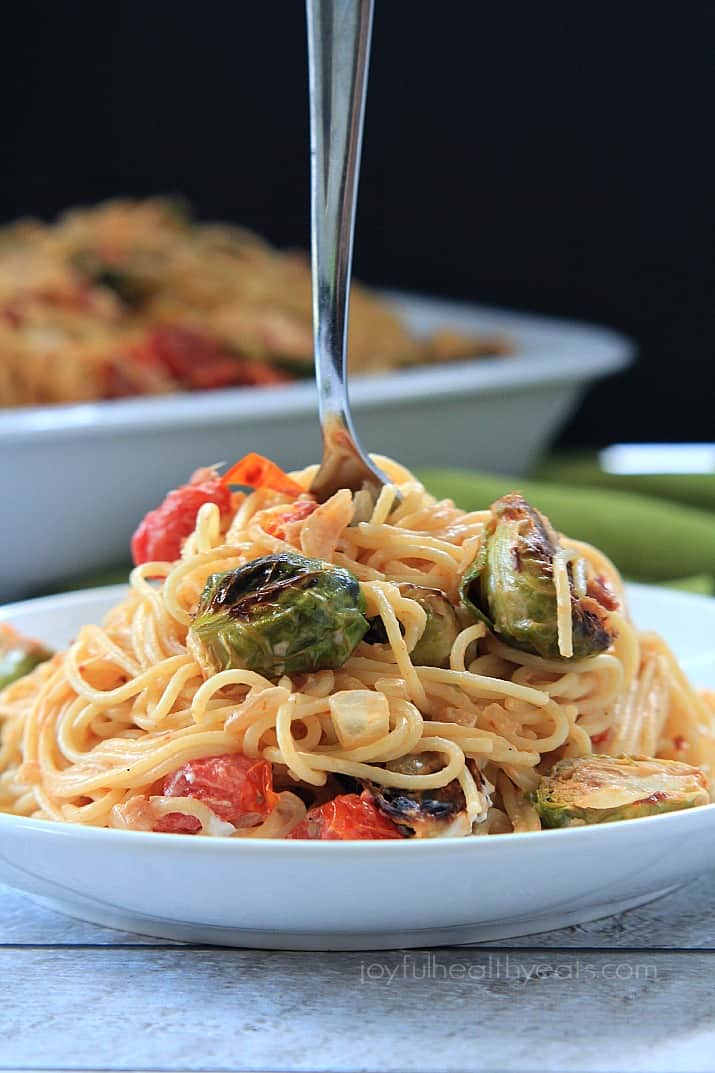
[1, 789, 713, 852]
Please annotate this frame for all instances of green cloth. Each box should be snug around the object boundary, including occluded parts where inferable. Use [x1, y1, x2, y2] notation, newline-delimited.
[51, 566, 131, 594]
[536, 453, 715, 514]
[659, 574, 714, 596]
[416, 468, 715, 591]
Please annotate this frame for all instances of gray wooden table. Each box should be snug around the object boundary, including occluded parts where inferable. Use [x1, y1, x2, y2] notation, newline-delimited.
[3, 873, 715, 1073]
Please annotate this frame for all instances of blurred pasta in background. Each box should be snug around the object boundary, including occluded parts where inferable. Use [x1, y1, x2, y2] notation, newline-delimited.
[0, 199, 509, 408]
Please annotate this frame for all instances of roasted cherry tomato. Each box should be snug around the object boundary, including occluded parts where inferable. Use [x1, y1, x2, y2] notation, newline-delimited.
[161, 753, 279, 826]
[154, 812, 202, 835]
[130, 327, 290, 391]
[131, 469, 233, 565]
[222, 453, 304, 496]
[288, 793, 404, 840]
[262, 498, 318, 539]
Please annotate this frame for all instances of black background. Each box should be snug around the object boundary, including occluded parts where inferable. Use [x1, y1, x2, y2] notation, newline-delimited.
[1, 1, 712, 446]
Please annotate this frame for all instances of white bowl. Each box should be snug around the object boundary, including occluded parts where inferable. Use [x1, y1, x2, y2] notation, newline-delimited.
[0, 291, 632, 600]
[0, 582, 711, 950]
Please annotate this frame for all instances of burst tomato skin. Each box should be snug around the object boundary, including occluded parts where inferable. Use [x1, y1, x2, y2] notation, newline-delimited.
[154, 812, 202, 835]
[263, 498, 318, 539]
[131, 471, 233, 565]
[161, 753, 279, 826]
[222, 452, 304, 495]
[288, 793, 404, 840]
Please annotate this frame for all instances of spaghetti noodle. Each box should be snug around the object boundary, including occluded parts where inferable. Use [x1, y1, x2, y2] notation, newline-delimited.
[1, 455, 713, 838]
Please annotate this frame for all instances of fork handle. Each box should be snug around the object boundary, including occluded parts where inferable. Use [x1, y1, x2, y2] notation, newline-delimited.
[306, 0, 374, 445]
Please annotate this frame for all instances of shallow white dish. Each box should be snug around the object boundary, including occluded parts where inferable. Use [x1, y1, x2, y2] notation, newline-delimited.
[0, 582, 712, 950]
[0, 291, 632, 601]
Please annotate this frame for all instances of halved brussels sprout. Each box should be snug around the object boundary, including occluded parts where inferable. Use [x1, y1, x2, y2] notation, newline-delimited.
[365, 753, 468, 837]
[188, 552, 369, 679]
[363, 753, 489, 837]
[401, 585, 460, 668]
[460, 493, 613, 660]
[0, 624, 53, 691]
[363, 584, 459, 668]
[532, 754, 710, 828]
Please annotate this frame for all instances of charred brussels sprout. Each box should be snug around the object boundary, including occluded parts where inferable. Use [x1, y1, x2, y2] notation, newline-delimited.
[188, 552, 369, 679]
[365, 752, 470, 838]
[402, 585, 460, 667]
[363, 584, 459, 668]
[460, 493, 613, 660]
[72, 251, 158, 307]
[532, 754, 710, 828]
[0, 625, 53, 690]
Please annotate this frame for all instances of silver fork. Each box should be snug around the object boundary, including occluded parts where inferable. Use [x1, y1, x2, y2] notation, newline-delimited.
[306, 0, 395, 511]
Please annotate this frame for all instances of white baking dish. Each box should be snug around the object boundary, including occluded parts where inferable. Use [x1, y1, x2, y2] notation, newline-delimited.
[0, 291, 633, 601]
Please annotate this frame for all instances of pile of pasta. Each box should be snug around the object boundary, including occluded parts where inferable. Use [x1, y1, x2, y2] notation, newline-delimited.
[1, 457, 713, 837]
[0, 199, 509, 407]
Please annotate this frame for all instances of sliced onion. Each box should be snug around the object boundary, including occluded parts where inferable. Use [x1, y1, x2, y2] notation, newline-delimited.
[328, 689, 390, 749]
